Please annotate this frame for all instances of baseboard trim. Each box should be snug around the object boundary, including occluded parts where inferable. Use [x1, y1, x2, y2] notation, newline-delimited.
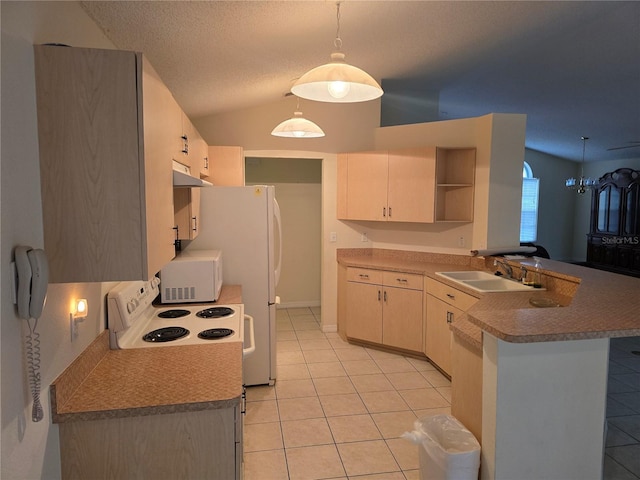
[277, 301, 321, 309]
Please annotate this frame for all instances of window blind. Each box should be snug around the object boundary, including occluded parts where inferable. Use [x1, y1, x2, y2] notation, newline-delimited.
[520, 177, 539, 242]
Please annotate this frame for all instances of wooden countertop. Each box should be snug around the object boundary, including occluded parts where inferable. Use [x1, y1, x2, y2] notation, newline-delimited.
[338, 248, 640, 345]
[50, 284, 244, 424]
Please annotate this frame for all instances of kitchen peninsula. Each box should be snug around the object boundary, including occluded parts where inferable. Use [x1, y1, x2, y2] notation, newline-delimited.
[337, 248, 640, 480]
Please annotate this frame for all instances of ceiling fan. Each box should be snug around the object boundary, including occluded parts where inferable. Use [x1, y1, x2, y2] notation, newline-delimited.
[607, 141, 640, 151]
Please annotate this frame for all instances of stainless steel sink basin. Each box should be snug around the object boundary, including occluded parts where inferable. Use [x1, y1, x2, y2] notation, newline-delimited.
[436, 271, 545, 293]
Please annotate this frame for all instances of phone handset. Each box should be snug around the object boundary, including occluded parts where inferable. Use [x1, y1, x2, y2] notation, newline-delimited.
[12, 246, 49, 422]
[14, 246, 48, 320]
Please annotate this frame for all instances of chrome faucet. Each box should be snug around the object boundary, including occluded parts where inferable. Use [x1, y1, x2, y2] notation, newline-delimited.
[520, 265, 529, 282]
[494, 259, 513, 279]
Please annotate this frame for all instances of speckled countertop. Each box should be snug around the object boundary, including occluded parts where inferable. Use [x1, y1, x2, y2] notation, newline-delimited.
[338, 248, 640, 346]
[50, 285, 243, 424]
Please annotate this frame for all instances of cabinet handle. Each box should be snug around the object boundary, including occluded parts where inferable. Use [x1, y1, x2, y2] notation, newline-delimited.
[359, 274, 369, 279]
[446, 311, 453, 324]
[383, 207, 386, 217]
[378, 290, 381, 301]
[192, 216, 197, 232]
[396, 278, 408, 283]
[389, 206, 392, 217]
[383, 290, 387, 302]
[181, 134, 189, 154]
[446, 293, 455, 299]
[204, 157, 209, 169]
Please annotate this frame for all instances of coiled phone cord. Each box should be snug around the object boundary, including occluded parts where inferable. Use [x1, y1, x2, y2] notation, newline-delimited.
[25, 318, 44, 422]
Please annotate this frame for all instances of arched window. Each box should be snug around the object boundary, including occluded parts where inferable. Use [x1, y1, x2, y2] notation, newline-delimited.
[520, 161, 539, 242]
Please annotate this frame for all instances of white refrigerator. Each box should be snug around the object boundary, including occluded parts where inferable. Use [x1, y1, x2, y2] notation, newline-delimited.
[186, 185, 281, 386]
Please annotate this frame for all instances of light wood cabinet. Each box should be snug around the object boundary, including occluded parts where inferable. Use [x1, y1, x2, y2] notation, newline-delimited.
[194, 136, 210, 178]
[173, 187, 201, 240]
[345, 267, 424, 353]
[451, 333, 483, 443]
[34, 45, 175, 282]
[58, 403, 242, 479]
[337, 146, 475, 223]
[209, 145, 245, 186]
[425, 278, 478, 375]
[179, 113, 211, 179]
[338, 148, 436, 222]
[435, 148, 476, 222]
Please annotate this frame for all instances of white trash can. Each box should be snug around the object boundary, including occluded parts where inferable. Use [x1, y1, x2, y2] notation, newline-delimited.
[403, 414, 480, 480]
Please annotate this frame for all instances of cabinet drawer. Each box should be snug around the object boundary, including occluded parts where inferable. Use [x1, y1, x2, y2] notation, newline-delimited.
[347, 268, 383, 285]
[382, 271, 423, 290]
[426, 277, 478, 311]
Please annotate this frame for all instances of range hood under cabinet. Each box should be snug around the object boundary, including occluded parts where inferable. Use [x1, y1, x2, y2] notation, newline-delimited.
[173, 160, 213, 188]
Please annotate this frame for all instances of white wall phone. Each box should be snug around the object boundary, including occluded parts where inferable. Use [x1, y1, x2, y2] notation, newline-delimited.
[12, 245, 49, 422]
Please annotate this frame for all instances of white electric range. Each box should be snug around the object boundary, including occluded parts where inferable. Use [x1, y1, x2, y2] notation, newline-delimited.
[107, 277, 247, 350]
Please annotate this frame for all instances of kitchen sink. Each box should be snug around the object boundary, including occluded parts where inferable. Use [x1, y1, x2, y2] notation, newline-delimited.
[436, 271, 545, 293]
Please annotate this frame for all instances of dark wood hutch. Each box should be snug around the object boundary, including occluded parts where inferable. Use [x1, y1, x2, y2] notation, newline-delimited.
[587, 168, 640, 277]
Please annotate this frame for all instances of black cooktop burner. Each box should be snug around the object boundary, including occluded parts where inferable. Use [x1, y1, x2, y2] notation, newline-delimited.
[157, 309, 191, 319]
[196, 307, 235, 319]
[143, 326, 189, 343]
[197, 328, 234, 340]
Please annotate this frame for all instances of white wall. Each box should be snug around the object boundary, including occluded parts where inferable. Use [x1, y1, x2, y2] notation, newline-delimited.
[523, 149, 578, 261]
[1, 3, 117, 478]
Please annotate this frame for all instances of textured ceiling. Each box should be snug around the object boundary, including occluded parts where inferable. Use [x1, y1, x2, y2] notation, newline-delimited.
[80, 1, 640, 162]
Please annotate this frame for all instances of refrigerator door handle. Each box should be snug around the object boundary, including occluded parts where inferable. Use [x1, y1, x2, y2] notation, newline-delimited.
[273, 198, 283, 288]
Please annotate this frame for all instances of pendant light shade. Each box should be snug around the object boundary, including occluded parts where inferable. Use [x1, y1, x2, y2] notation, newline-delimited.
[292, 52, 383, 103]
[271, 110, 325, 138]
[291, 2, 383, 103]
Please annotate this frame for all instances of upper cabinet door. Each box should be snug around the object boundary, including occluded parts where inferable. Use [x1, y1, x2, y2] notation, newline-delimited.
[34, 46, 175, 282]
[387, 147, 436, 223]
[344, 151, 389, 221]
[140, 56, 181, 276]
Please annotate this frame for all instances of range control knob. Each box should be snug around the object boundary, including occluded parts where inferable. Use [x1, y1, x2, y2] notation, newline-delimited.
[126, 301, 135, 313]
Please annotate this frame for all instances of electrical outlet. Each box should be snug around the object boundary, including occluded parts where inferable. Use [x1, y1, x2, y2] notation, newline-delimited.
[329, 232, 337, 242]
[458, 236, 465, 247]
[361, 232, 368, 242]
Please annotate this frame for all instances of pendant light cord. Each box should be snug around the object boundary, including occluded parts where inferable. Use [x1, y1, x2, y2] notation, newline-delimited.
[334, 2, 343, 51]
[581, 136, 589, 177]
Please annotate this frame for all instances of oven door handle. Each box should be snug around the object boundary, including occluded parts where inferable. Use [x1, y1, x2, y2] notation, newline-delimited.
[243, 314, 256, 359]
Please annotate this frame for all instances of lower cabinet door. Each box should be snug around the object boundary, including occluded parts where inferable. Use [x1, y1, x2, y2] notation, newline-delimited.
[382, 286, 423, 352]
[346, 281, 383, 343]
[425, 294, 462, 375]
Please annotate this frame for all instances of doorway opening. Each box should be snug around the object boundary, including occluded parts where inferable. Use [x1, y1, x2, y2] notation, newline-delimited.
[245, 157, 322, 311]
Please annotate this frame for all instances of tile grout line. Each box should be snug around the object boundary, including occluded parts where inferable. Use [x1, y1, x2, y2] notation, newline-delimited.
[269, 307, 439, 479]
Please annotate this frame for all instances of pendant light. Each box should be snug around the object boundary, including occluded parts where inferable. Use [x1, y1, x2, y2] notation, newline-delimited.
[565, 136, 598, 194]
[291, 2, 383, 103]
[271, 96, 325, 138]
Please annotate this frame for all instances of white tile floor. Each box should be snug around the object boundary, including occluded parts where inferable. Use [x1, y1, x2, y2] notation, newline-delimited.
[243, 307, 451, 480]
[244, 308, 640, 479]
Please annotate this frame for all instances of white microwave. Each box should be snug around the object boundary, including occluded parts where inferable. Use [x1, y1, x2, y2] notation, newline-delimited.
[160, 249, 223, 303]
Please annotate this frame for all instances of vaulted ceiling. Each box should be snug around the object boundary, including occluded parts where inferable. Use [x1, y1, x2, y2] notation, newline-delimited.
[80, 1, 640, 162]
